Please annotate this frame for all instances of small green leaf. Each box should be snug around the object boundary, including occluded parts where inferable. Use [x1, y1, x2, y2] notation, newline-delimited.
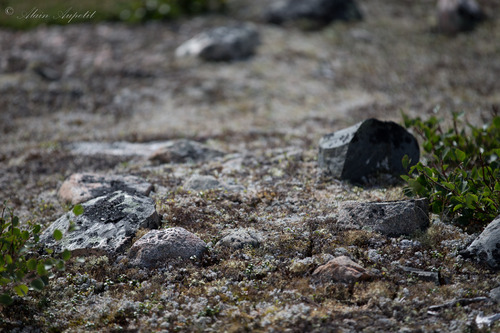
[14, 284, 29, 297]
[53, 229, 63, 241]
[37, 263, 47, 276]
[442, 182, 455, 191]
[21, 230, 30, 240]
[495, 182, 500, 192]
[453, 204, 463, 212]
[32, 225, 41, 234]
[455, 149, 466, 162]
[402, 155, 410, 170]
[30, 278, 45, 291]
[12, 216, 19, 227]
[62, 249, 71, 261]
[73, 204, 84, 216]
[27, 258, 37, 271]
[0, 293, 13, 305]
[4, 254, 13, 265]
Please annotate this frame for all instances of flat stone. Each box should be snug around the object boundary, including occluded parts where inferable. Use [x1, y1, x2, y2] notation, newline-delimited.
[128, 228, 207, 268]
[437, 0, 485, 35]
[216, 228, 263, 249]
[400, 266, 440, 285]
[337, 198, 430, 237]
[58, 173, 153, 205]
[40, 191, 161, 255]
[460, 215, 500, 270]
[176, 23, 260, 61]
[149, 139, 224, 164]
[68, 141, 167, 158]
[184, 175, 245, 193]
[318, 118, 419, 183]
[312, 256, 372, 284]
[265, 0, 362, 28]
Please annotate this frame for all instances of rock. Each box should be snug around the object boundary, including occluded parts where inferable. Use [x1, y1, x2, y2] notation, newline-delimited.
[289, 257, 315, 274]
[460, 215, 500, 270]
[68, 141, 170, 158]
[400, 266, 440, 285]
[40, 191, 161, 255]
[337, 198, 430, 237]
[128, 228, 207, 268]
[149, 139, 224, 164]
[265, 0, 362, 28]
[184, 175, 245, 193]
[216, 228, 263, 249]
[489, 286, 500, 303]
[58, 173, 154, 205]
[437, 0, 485, 35]
[318, 118, 420, 183]
[175, 23, 260, 62]
[312, 256, 372, 284]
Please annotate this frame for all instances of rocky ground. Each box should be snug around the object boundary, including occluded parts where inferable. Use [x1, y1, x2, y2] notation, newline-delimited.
[1, 0, 500, 332]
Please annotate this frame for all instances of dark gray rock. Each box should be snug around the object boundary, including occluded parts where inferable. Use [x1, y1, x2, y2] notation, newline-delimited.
[184, 175, 245, 193]
[58, 173, 154, 205]
[149, 139, 224, 164]
[128, 228, 207, 268]
[318, 118, 420, 183]
[175, 23, 260, 61]
[265, 0, 362, 27]
[216, 228, 263, 249]
[437, 0, 485, 35]
[460, 215, 500, 270]
[337, 198, 430, 237]
[41, 191, 161, 255]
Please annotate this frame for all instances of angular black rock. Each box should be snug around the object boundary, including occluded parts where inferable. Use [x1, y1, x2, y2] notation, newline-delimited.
[318, 118, 420, 182]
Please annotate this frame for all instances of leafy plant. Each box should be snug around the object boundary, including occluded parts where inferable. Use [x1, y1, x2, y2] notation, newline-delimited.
[0, 203, 82, 305]
[401, 109, 500, 231]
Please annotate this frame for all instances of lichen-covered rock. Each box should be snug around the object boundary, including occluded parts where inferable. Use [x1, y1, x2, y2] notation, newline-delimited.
[318, 118, 419, 183]
[175, 23, 260, 61]
[41, 191, 161, 255]
[265, 0, 362, 27]
[216, 228, 263, 249]
[461, 215, 500, 270]
[58, 173, 153, 205]
[312, 256, 372, 284]
[184, 175, 245, 193]
[337, 198, 429, 237]
[437, 0, 485, 35]
[128, 228, 207, 268]
[149, 139, 224, 164]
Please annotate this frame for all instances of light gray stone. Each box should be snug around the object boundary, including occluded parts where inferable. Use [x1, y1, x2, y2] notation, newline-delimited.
[184, 175, 245, 193]
[265, 0, 362, 27]
[216, 228, 263, 249]
[58, 173, 153, 205]
[149, 139, 224, 164]
[437, 0, 485, 35]
[337, 198, 430, 237]
[318, 118, 420, 183]
[128, 228, 207, 268]
[41, 191, 161, 255]
[460, 215, 500, 270]
[400, 266, 440, 285]
[176, 23, 260, 61]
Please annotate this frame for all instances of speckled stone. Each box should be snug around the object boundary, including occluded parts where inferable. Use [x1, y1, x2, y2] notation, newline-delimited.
[312, 256, 372, 284]
[41, 191, 161, 255]
[461, 215, 500, 270]
[128, 228, 207, 268]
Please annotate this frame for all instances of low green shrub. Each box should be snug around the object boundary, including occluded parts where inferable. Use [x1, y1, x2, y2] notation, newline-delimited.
[401, 109, 500, 232]
[0, 203, 81, 305]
